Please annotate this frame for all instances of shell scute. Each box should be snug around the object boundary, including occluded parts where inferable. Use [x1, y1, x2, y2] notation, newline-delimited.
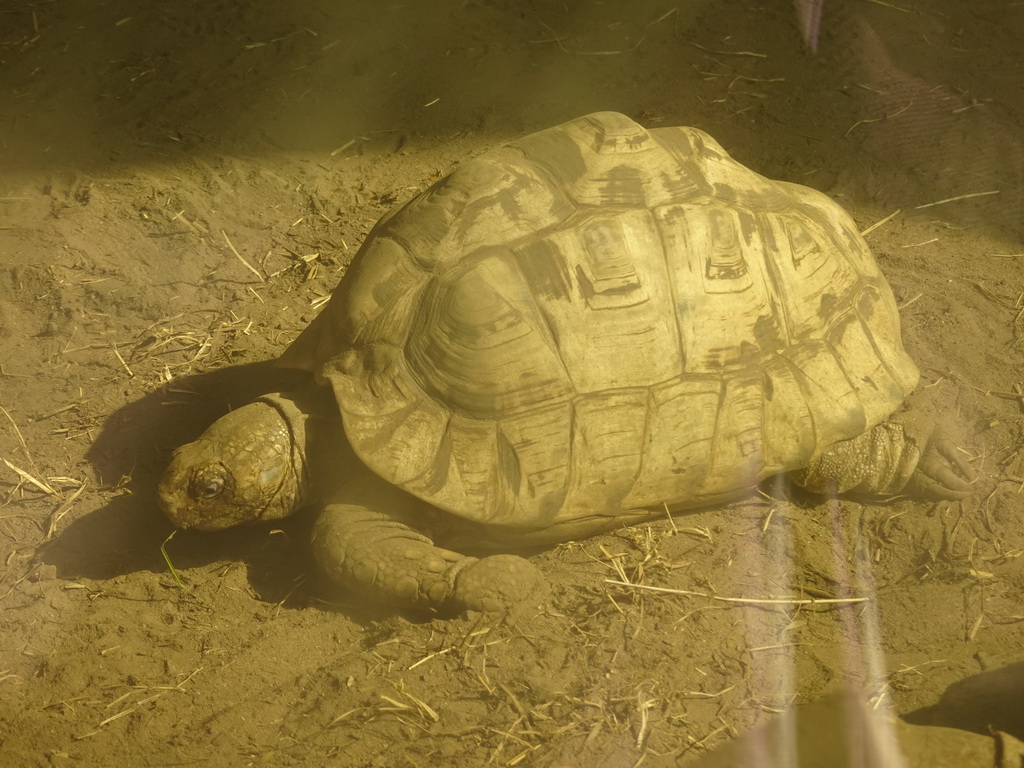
[497, 403, 572, 518]
[517, 112, 707, 208]
[524, 208, 684, 392]
[562, 389, 649, 511]
[405, 255, 573, 419]
[623, 374, 721, 509]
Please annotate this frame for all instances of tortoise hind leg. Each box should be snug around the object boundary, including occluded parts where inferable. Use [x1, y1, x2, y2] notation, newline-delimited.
[311, 503, 541, 612]
[902, 424, 976, 499]
[790, 420, 975, 500]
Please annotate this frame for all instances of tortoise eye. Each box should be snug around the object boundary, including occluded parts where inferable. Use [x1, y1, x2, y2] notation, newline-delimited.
[190, 466, 228, 500]
[200, 477, 224, 498]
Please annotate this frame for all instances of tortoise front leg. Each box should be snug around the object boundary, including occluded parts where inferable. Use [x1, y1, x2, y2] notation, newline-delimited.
[790, 420, 975, 500]
[311, 503, 540, 612]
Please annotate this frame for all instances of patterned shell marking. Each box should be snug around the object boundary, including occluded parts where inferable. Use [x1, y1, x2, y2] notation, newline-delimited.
[281, 112, 919, 536]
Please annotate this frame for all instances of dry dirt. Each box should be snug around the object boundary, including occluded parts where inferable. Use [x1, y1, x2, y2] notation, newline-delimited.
[2, 1, 1023, 766]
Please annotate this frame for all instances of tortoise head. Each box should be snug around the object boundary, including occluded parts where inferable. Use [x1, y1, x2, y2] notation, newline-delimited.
[158, 399, 308, 531]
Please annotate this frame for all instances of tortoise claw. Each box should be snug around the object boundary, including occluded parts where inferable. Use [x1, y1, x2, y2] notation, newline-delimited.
[907, 430, 976, 500]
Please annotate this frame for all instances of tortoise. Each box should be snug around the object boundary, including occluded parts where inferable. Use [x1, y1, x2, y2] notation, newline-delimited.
[158, 111, 974, 612]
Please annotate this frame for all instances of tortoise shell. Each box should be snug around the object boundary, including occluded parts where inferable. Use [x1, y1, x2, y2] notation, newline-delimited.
[281, 111, 919, 535]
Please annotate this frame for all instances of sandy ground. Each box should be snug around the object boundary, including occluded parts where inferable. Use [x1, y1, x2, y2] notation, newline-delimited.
[2, 1, 1023, 766]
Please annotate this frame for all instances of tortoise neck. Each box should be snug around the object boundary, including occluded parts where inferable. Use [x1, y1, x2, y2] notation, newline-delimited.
[256, 391, 323, 512]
